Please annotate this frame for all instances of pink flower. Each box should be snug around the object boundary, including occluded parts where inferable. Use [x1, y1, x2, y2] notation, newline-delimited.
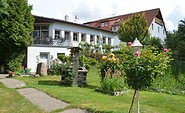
[163, 48, 168, 53]
[128, 42, 132, 46]
[135, 51, 141, 57]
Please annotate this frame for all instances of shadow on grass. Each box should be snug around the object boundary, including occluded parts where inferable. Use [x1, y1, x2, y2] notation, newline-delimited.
[83, 84, 98, 89]
[38, 80, 61, 86]
[38, 80, 99, 90]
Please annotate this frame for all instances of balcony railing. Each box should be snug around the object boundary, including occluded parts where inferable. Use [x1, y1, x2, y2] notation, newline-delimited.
[33, 36, 73, 47]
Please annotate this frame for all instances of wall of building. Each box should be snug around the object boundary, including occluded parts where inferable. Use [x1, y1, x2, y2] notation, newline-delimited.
[27, 46, 70, 72]
[113, 19, 167, 47]
[28, 21, 116, 72]
[148, 19, 167, 42]
[113, 35, 120, 47]
[49, 22, 115, 46]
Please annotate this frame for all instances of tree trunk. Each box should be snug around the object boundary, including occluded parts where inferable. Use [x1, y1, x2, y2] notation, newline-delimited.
[129, 90, 137, 113]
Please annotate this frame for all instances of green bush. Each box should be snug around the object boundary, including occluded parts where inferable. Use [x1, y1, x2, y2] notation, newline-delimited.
[48, 63, 63, 75]
[171, 60, 185, 78]
[58, 55, 69, 63]
[7, 53, 25, 72]
[100, 76, 127, 92]
[149, 68, 185, 95]
[80, 56, 98, 70]
[99, 53, 127, 92]
[61, 67, 74, 86]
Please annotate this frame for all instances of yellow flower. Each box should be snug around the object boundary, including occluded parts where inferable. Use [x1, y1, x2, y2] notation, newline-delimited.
[115, 58, 119, 63]
[102, 56, 108, 61]
[109, 53, 115, 58]
[112, 57, 116, 62]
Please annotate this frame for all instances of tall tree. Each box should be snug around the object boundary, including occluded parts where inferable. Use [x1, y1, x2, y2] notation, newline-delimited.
[0, 0, 34, 72]
[176, 19, 185, 60]
[0, 0, 8, 14]
[117, 13, 150, 43]
[165, 19, 185, 61]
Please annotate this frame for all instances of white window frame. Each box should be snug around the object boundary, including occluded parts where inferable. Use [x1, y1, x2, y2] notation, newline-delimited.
[105, 22, 108, 26]
[55, 30, 60, 40]
[73, 32, 78, 41]
[101, 23, 105, 27]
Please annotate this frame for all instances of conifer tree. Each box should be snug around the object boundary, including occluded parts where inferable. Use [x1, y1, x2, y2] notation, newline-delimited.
[117, 13, 150, 43]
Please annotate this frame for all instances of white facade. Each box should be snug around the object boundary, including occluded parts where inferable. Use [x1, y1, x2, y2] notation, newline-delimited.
[113, 18, 167, 47]
[148, 18, 166, 42]
[27, 46, 70, 72]
[49, 22, 115, 45]
[27, 17, 115, 72]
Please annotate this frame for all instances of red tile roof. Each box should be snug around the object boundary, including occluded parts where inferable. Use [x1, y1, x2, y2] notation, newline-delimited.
[84, 8, 164, 31]
[33, 15, 115, 33]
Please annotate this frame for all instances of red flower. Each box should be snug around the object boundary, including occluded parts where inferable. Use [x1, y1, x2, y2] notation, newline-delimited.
[128, 42, 132, 46]
[163, 48, 168, 53]
[135, 51, 141, 57]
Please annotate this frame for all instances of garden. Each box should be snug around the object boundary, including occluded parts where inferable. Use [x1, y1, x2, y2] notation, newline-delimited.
[13, 41, 185, 113]
[1, 12, 185, 113]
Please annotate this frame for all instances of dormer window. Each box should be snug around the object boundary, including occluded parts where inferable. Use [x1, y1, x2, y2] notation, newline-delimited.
[101, 23, 105, 27]
[112, 26, 117, 31]
[105, 22, 108, 26]
[101, 21, 108, 27]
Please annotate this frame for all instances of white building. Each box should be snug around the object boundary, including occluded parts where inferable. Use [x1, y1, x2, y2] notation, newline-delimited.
[84, 8, 167, 46]
[26, 8, 167, 72]
[26, 15, 116, 72]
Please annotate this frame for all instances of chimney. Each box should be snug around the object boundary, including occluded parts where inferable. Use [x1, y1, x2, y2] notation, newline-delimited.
[65, 15, 69, 21]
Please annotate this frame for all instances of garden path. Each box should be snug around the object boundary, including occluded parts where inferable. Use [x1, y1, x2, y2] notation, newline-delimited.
[0, 74, 89, 113]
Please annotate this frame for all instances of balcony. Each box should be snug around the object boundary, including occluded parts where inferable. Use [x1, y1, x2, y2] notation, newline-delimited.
[33, 36, 73, 47]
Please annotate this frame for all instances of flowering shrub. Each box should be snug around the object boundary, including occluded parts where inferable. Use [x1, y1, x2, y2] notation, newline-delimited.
[99, 53, 127, 92]
[100, 53, 121, 80]
[118, 46, 172, 90]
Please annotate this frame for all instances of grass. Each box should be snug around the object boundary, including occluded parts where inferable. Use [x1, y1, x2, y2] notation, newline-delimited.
[15, 68, 185, 113]
[0, 82, 46, 113]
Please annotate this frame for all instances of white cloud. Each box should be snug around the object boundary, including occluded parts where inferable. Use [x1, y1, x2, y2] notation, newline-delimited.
[28, 0, 185, 31]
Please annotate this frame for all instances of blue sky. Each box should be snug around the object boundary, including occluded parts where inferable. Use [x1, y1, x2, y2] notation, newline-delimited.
[28, 0, 185, 31]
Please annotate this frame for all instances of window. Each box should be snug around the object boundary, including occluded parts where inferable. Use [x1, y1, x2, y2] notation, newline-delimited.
[108, 38, 111, 45]
[163, 29, 165, 35]
[158, 27, 160, 33]
[105, 22, 108, 26]
[33, 25, 49, 44]
[112, 26, 117, 31]
[41, 26, 49, 30]
[90, 35, 94, 43]
[103, 37, 106, 44]
[81, 33, 86, 41]
[40, 53, 49, 59]
[96, 36, 99, 43]
[101, 23, 105, 27]
[64, 31, 70, 40]
[73, 32, 78, 41]
[33, 25, 49, 38]
[152, 24, 154, 30]
[55, 30, 60, 40]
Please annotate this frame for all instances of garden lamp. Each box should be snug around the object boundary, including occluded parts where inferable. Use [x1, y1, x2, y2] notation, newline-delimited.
[131, 38, 143, 113]
[131, 38, 143, 53]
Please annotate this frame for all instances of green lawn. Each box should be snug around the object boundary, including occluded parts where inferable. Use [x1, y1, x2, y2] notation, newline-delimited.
[16, 68, 185, 113]
[0, 82, 46, 113]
